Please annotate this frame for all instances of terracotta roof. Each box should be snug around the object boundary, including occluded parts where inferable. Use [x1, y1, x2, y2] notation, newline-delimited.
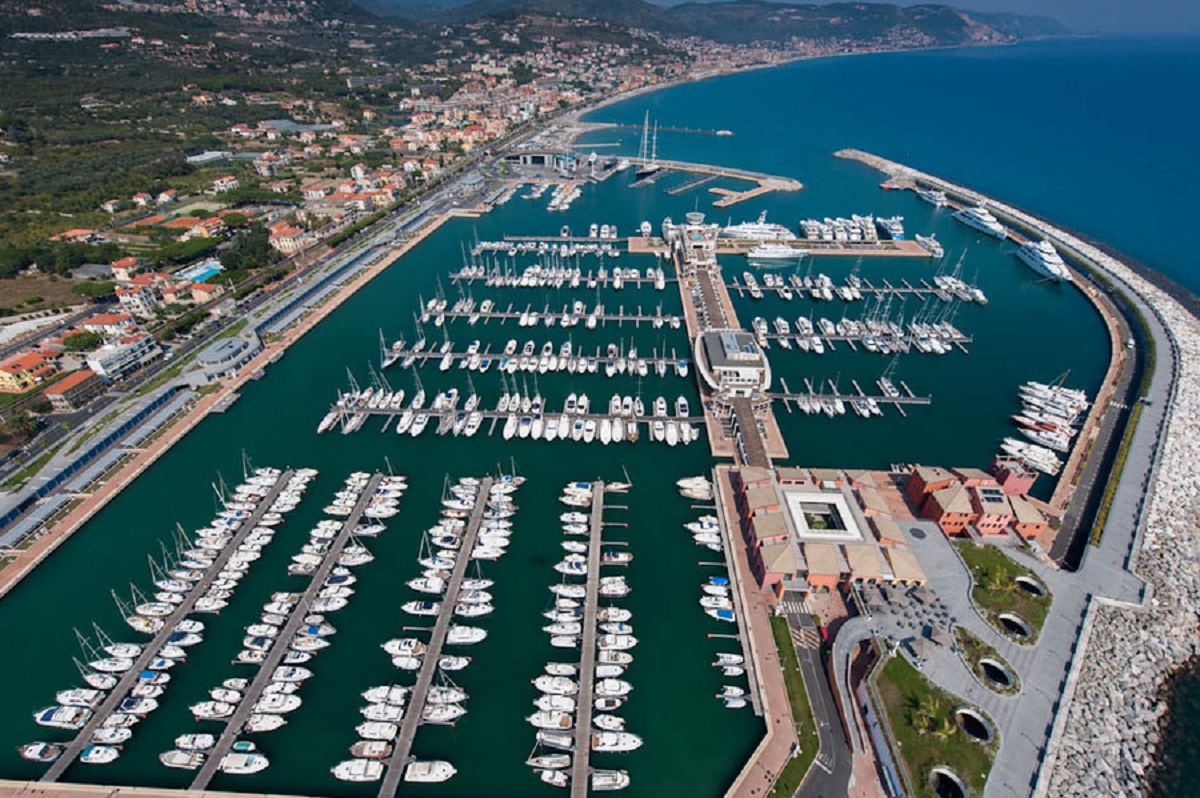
[42, 369, 97, 395]
[802, 542, 842, 577]
[0, 352, 50, 374]
[749, 513, 788, 542]
[759, 541, 798, 575]
[884, 547, 926, 583]
[842, 544, 883, 580]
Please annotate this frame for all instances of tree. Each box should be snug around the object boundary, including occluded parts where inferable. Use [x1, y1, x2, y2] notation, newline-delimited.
[72, 281, 117, 299]
[63, 331, 104, 352]
[6, 411, 42, 437]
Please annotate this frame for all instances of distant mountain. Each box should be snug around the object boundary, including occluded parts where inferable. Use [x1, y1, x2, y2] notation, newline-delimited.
[357, 0, 1067, 45]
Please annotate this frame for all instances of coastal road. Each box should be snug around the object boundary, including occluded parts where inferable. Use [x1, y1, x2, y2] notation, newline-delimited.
[783, 610, 853, 797]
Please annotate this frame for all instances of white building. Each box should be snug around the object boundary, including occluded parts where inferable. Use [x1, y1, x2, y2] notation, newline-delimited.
[86, 333, 162, 380]
[694, 330, 771, 398]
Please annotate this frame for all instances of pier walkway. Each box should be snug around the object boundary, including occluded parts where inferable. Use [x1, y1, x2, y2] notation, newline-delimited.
[434, 309, 683, 328]
[383, 348, 691, 372]
[728, 277, 973, 303]
[189, 474, 384, 791]
[41, 470, 298, 783]
[378, 477, 495, 798]
[451, 270, 671, 291]
[569, 482, 604, 798]
[625, 157, 802, 193]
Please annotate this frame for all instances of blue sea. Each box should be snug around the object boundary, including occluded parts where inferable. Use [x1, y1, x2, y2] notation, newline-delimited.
[585, 35, 1200, 297]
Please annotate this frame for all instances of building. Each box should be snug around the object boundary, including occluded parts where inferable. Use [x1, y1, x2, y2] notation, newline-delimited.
[42, 369, 103, 411]
[694, 330, 772, 398]
[110, 256, 141, 281]
[0, 352, 59, 393]
[1009, 495, 1050, 544]
[904, 465, 958, 508]
[968, 484, 1013, 536]
[86, 333, 162, 380]
[80, 313, 137, 337]
[115, 283, 159, 317]
[212, 175, 240, 193]
[988, 455, 1038, 496]
[920, 483, 975, 535]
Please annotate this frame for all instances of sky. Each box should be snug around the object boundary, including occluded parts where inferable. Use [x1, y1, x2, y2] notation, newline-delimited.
[653, 0, 1200, 34]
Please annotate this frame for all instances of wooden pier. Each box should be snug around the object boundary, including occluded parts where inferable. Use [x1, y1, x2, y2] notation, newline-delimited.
[189, 474, 384, 791]
[377, 477, 495, 798]
[569, 482, 604, 798]
[41, 470, 299, 783]
[769, 377, 931, 416]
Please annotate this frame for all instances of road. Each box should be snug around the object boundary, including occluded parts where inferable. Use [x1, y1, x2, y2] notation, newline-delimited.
[783, 610, 853, 797]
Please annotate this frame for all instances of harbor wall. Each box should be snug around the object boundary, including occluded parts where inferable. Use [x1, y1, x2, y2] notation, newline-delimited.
[835, 148, 1198, 797]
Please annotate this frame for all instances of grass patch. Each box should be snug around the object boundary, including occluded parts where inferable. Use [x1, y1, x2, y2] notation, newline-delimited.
[0, 274, 86, 310]
[1090, 402, 1143, 546]
[1, 443, 61, 492]
[767, 616, 819, 798]
[65, 407, 122, 454]
[131, 362, 185, 399]
[955, 542, 1051, 642]
[874, 655, 996, 798]
[953, 627, 1020, 695]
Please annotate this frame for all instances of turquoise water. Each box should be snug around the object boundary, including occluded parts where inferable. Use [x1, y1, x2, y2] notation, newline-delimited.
[0, 36, 1168, 797]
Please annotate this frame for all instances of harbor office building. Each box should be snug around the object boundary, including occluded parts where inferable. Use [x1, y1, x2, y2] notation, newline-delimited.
[694, 329, 773, 436]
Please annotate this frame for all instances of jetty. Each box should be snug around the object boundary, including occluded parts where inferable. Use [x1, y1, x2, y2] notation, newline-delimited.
[568, 481, 605, 798]
[433, 307, 683, 328]
[189, 474, 384, 790]
[377, 477, 495, 798]
[381, 346, 690, 372]
[41, 469, 299, 783]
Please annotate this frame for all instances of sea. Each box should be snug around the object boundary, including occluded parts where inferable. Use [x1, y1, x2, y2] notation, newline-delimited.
[0, 35, 1194, 797]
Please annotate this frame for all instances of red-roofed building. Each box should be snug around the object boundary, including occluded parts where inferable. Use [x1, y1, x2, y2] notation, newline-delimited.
[115, 284, 159, 317]
[0, 351, 59, 394]
[81, 313, 137, 337]
[110, 256, 141, 282]
[42, 369, 103, 411]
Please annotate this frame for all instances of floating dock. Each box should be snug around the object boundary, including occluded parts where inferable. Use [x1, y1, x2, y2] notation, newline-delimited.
[568, 482, 605, 798]
[377, 477, 495, 798]
[431, 308, 683, 328]
[41, 470, 299, 783]
[383, 347, 691, 372]
[190, 474, 384, 790]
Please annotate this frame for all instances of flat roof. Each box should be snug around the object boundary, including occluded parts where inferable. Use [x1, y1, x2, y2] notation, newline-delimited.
[782, 486, 865, 544]
[700, 329, 765, 369]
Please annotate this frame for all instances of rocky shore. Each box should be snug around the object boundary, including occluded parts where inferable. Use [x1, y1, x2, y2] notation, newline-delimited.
[833, 149, 1200, 795]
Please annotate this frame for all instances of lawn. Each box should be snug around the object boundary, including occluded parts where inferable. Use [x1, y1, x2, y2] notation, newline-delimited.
[0, 274, 87, 312]
[955, 542, 1051, 642]
[767, 615, 819, 798]
[953, 626, 1020, 695]
[874, 655, 996, 798]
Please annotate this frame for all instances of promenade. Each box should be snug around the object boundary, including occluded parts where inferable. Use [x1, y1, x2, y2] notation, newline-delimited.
[0, 211, 455, 602]
[835, 148, 1191, 797]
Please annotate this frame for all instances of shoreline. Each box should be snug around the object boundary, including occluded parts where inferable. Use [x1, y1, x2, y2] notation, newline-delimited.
[837, 149, 1196, 797]
[0, 210, 457, 601]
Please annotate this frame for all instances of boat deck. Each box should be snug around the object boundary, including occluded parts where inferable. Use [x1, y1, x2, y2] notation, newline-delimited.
[771, 378, 931, 417]
[377, 477, 495, 798]
[40, 470, 299, 783]
[189, 474, 384, 790]
[569, 482, 604, 798]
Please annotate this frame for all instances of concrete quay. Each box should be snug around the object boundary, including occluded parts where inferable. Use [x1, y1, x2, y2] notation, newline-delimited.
[837, 148, 1194, 797]
[190, 475, 383, 791]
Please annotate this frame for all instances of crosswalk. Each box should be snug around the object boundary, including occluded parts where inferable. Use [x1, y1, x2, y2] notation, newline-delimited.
[789, 626, 821, 650]
[779, 599, 811, 615]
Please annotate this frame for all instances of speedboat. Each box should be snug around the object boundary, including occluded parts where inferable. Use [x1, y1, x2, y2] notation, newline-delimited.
[160, 750, 205, 770]
[404, 760, 456, 783]
[33, 705, 91, 730]
[219, 752, 270, 775]
[356, 722, 398, 741]
[80, 745, 120, 764]
[19, 742, 64, 762]
[333, 759, 384, 782]
[175, 733, 216, 751]
[350, 741, 393, 760]
[591, 731, 643, 752]
[593, 770, 631, 791]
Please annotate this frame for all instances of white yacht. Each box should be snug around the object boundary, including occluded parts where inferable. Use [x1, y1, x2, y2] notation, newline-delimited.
[1016, 239, 1072, 281]
[332, 759, 384, 782]
[745, 242, 806, 264]
[916, 188, 948, 207]
[404, 760, 457, 783]
[720, 211, 796, 241]
[952, 205, 1007, 239]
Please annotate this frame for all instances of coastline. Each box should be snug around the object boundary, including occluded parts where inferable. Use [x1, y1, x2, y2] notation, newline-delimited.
[0, 209, 458, 601]
[838, 149, 1196, 797]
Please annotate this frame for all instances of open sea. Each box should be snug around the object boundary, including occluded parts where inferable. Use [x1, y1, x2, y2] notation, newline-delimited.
[1, 35, 1194, 797]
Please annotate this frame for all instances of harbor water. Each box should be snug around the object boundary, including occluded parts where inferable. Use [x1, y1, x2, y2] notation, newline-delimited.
[5, 35, 1184, 796]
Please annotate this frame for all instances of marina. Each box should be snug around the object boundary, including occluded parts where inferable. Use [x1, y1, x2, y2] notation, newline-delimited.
[567, 482, 604, 798]
[188, 473, 387, 790]
[40, 468, 301, 783]
[376, 476, 496, 796]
